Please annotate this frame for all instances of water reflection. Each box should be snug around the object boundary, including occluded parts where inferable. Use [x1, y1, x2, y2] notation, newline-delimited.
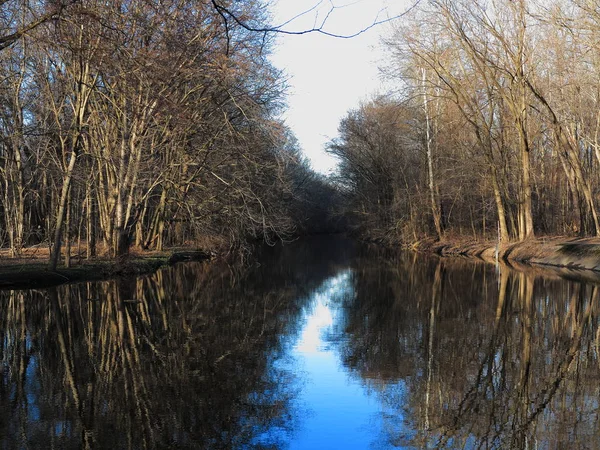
[295, 272, 342, 354]
[1, 239, 600, 449]
[0, 237, 353, 449]
[336, 255, 600, 449]
[276, 270, 401, 450]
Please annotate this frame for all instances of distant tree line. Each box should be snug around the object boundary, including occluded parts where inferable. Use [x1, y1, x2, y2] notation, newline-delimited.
[330, 0, 600, 245]
[0, 0, 328, 267]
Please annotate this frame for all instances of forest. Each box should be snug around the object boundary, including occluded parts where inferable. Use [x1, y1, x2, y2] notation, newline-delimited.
[330, 0, 600, 246]
[0, 0, 338, 268]
[3, 0, 600, 270]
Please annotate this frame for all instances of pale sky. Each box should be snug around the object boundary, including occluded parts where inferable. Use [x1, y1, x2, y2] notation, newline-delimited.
[270, 0, 409, 175]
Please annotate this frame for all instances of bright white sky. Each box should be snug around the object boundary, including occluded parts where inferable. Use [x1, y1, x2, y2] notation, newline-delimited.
[270, 0, 410, 175]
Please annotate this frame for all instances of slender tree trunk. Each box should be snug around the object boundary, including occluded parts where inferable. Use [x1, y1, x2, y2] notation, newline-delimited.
[156, 217, 165, 252]
[516, 0, 534, 241]
[49, 151, 77, 270]
[49, 34, 95, 269]
[145, 188, 167, 250]
[65, 193, 71, 268]
[491, 167, 510, 243]
[136, 197, 148, 248]
[87, 186, 96, 259]
[519, 137, 534, 240]
[422, 68, 443, 240]
[565, 136, 600, 235]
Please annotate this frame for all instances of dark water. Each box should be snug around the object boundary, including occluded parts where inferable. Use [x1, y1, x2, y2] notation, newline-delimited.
[1, 236, 599, 449]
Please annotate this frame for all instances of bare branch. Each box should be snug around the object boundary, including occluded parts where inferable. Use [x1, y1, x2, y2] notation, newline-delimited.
[211, 0, 422, 39]
[0, 0, 79, 50]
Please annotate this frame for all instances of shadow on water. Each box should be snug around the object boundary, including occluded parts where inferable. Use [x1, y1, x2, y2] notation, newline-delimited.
[1, 236, 600, 449]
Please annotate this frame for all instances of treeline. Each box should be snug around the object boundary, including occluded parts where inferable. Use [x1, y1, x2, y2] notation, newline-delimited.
[330, 0, 600, 245]
[0, 0, 325, 267]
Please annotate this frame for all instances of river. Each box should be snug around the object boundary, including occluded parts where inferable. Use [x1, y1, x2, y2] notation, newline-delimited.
[0, 236, 598, 449]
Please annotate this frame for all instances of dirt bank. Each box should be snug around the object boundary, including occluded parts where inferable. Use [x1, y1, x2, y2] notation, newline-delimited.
[0, 250, 214, 290]
[413, 236, 600, 273]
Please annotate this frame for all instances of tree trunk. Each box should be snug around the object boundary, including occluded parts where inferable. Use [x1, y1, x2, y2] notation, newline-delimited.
[49, 151, 77, 270]
[491, 167, 510, 243]
[519, 137, 534, 240]
[65, 193, 71, 268]
[87, 186, 96, 259]
[422, 68, 443, 240]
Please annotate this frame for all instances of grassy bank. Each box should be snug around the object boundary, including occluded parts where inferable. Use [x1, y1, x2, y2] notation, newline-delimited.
[0, 250, 214, 290]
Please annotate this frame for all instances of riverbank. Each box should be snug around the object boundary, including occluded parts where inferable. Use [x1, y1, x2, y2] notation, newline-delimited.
[413, 236, 600, 272]
[0, 250, 214, 290]
[5, 235, 600, 290]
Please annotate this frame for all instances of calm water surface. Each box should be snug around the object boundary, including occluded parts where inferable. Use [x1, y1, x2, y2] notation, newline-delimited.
[1, 236, 599, 449]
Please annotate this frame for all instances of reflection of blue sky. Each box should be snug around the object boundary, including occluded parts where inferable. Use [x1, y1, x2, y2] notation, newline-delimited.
[3, 333, 44, 442]
[26, 353, 41, 422]
[258, 269, 405, 449]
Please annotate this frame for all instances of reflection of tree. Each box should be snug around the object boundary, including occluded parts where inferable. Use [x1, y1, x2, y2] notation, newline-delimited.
[0, 236, 354, 449]
[337, 253, 600, 448]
